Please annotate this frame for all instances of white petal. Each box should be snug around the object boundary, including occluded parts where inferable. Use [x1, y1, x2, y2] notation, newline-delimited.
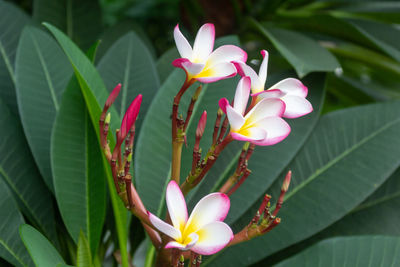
[165, 233, 199, 251]
[195, 62, 237, 83]
[258, 50, 269, 85]
[226, 105, 245, 131]
[231, 127, 266, 142]
[268, 78, 308, 98]
[166, 181, 188, 232]
[148, 212, 181, 240]
[252, 117, 291, 146]
[174, 24, 193, 59]
[184, 193, 230, 236]
[253, 89, 285, 99]
[244, 98, 285, 125]
[192, 23, 215, 62]
[207, 45, 247, 66]
[233, 77, 251, 115]
[281, 95, 313, 118]
[233, 61, 264, 93]
[191, 222, 233, 255]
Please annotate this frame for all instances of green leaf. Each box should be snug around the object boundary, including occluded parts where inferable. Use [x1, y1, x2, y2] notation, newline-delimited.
[20, 224, 64, 267]
[135, 36, 239, 214]
[275, 236, 400, 266]
[156, 47, 179, 84]
[52, 80, 106, 255]
[0, 179, 33, 267]
[209, 101, 400, 266]
[252, 20, 340, 77]
[0, 0, 31, 115]
[33, 0, 102, 50]
[77, 231, 93, 267]
[15, 26, 72, 192]
[43, 22, 130, 267]
[0, 97, 58, 248]
[346, 18, 400, 63]
[97, 31, 160, 130]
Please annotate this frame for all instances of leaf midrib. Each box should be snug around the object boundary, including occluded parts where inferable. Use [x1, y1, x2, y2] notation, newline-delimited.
[285, 117, 400, 201]
[351, 190, 400, 214]
[0, 166, 46, 238]
[120, 36, 133, 118]
[0, 40, 16, 85]
[0, 239, 28, 267]
[29, 31, 59, 110]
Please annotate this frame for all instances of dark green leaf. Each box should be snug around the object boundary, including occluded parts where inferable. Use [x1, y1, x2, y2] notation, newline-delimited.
[209, 101, 400, 266]
[33, 0, 102, 50]
[0, 1, 31, 114]
[346, 18, 400, 63]
[43, 23, 130, 266]
[52, 81, 106, 255]
[20, 224, 64, 267]
[275, 236, 400, 266]
[0, 98, 58, 247]
[15, 26, 72, 192]
[253, 21, 340, 77]
[97, 31, 160, 130]
[156, 47, 179, 84]
[0, 179, 33, 267]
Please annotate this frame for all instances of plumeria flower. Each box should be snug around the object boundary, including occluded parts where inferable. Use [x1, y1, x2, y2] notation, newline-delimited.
[173, 23, 247, 83]
[219, 77, 291, 146]
[234, 50, 312, 118]
[148, 181, 233, 255]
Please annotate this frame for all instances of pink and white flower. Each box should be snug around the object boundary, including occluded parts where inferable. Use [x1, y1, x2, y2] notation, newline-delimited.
[234, 50, 312, 118]
[173, 23, 247, 83]
[148, 181, 233, 255]
[219, 77, 291, 146]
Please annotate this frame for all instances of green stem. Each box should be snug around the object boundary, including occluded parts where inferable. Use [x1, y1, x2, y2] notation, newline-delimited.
[144, 243, 156, 267]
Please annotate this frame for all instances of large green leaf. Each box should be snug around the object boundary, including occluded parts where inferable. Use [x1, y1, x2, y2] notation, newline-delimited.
[33, 0, 102, 50]
[275, 236, 400, 266]
[0, 179, 33, 267]
[97, 31, 160, 130]
[187, 74, 325, 220]
[156, 47, 179, 84]
[346, 18, 400, 63]
[254, 165, 400, 266]
[135, 36, 240, 214]
[0, 98, 58, 247]
[43, 23, 130, 267]
[252, 21, 340, 78]
[0, 0, 31, 115]
[52, 80, 106, 255]
[15, 26, 72, 192]
[20, 225, 64, 267]
[208, 101, 400, 266]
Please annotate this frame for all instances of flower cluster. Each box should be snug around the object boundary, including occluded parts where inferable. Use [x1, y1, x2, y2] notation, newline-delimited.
[174, 24, 312, 146]
[100, 22, 312, 266]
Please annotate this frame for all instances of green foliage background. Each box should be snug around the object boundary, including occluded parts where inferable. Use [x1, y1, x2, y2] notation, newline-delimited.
[1, 0, 400, 266]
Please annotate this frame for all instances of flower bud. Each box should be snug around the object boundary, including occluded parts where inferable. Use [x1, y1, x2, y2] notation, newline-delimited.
[105, 83, 121, 108]
[119, 94, 142, 142]
[196, 111, 207, 138]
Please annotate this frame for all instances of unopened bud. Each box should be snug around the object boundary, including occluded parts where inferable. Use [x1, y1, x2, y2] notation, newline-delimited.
[119, 94, 142, 142]
[105, 83, 121, 108]
[217, 108, 224, 117]
[282, 170, 292, 192]
[196, 111, 207, 138]
[105, 113, 111, 124]
[243, 141, 250, 151]
[127, 153, 132, 163]
[192, 85, 203, 101]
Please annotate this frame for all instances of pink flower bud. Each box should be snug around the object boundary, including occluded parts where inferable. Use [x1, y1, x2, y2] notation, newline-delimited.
[196, 111, 207, 138]
[119, 94, 142, 142]
[105, 83, 122, 108]
[282, 170, 292, 192]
